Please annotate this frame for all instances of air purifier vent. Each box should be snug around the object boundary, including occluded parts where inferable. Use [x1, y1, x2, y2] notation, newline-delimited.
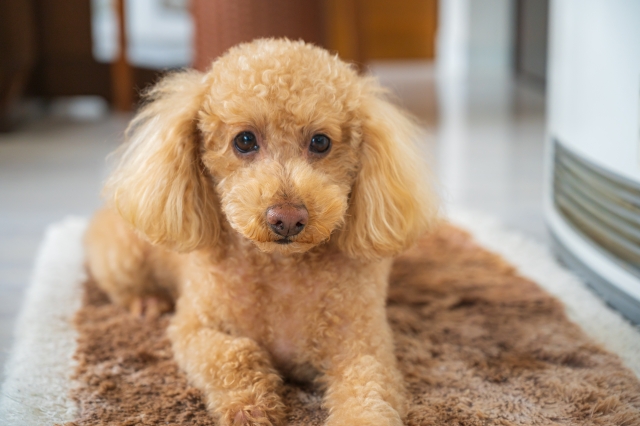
[554, 141, 640, 276]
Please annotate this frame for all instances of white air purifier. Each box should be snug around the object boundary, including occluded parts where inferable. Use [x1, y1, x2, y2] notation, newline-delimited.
[545, 0, 640, 323]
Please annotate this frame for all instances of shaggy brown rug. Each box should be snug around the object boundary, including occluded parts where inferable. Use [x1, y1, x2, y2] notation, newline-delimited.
[65, 225, 640, 426]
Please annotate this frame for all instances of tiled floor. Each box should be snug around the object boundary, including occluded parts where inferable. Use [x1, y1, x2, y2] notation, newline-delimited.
[0, 63, 547, 377]
[0, 115, 129, 373]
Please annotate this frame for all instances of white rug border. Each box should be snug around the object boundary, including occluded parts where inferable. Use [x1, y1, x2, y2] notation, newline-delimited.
[0, 217, 87, 426]
[450, 210, 640, 378]
[1, 212, 639, 424]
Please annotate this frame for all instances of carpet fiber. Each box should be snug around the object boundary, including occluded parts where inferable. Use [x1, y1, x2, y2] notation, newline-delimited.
[67, 224, 640, 426]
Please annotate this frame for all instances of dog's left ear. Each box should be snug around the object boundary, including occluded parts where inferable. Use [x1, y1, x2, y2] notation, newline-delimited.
[337, 89, 439, 259]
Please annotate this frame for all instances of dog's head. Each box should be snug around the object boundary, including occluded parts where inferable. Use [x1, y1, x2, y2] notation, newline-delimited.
[107, 39, 438, 259]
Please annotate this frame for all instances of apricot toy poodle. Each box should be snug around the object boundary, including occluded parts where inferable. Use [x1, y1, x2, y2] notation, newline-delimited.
[85, 38, 438, 425]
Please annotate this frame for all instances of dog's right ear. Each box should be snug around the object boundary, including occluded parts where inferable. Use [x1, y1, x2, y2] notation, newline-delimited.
[105, 70, 220, 252]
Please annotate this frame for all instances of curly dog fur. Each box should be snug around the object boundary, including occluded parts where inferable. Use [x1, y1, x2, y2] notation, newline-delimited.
[85, 38, 438, 425]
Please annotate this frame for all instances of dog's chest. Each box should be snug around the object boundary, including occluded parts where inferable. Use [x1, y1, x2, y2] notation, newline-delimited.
[263, 277, 320, 367]
[230, 264, 333, 370]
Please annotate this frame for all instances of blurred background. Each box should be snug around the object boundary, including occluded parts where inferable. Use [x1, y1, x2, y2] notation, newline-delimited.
[0, 0, 638, 374]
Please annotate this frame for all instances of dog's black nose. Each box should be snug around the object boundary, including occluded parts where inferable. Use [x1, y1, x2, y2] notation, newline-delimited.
[266, 204, 308, 237]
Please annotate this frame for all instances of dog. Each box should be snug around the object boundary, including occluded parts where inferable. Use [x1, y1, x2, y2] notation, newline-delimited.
[85, 38, 438, 425]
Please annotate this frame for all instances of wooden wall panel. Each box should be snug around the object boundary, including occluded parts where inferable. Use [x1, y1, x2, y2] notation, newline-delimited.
[27, 0, 112, 100]
[193, 0, 326, 71]
[325, 0, 438, 63]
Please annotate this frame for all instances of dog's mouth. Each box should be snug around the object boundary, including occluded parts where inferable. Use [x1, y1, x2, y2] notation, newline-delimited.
[274, 238, 293, 245]
[252, 233, 326, 254]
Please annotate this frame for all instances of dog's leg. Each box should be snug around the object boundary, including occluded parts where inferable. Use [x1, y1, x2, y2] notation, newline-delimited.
[320, 321, 407, 426]
[168, 301, 286, 426]
[323, 357, 406, 426]
[84, 208, 176, 317]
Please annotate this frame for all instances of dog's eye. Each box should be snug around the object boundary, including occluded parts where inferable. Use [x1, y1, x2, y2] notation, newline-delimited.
[234, 131, 259, 154]
[309, 134, 331, 154]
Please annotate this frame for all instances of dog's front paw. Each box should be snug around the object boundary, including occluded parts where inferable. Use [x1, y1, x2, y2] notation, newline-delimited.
[325, 403, 403, 426]
[128, 295, 173, 318]
[232, 406, 270, 425]
[217, 391, 286, 426]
